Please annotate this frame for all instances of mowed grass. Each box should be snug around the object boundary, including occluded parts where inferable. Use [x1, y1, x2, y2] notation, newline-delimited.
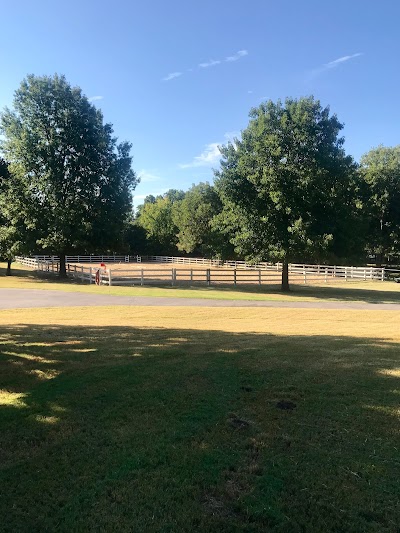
[1, 306, 400, 532]
[1, 262, 400, 304]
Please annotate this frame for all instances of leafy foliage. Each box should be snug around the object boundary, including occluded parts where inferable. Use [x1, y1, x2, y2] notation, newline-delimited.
[172, 182, 230, 256]
[360, 145, 400, 264]
[135, 191, 182, 254]
[214, 97, 360, 288]
[0, 74, 138, 273]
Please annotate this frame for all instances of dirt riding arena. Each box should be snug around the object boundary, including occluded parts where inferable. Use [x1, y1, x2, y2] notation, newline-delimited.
[66, 261, 370, 287]
[18, 255, 388, 287]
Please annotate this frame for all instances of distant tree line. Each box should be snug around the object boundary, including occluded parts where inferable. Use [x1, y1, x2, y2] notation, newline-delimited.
[1, 75, 399, 290]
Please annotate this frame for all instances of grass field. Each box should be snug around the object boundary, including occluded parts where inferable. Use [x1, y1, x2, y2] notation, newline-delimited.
[1, 298, 400, 531]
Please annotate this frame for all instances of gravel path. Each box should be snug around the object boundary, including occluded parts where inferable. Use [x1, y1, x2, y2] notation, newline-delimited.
[0, 288, 399, 310]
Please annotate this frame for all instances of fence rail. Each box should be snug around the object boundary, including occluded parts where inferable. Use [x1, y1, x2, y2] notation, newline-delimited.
[15, 256, 400, 286]
[33, 255, 141, 263]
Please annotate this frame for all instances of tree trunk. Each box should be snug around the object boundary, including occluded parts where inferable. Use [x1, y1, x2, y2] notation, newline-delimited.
[281, 260, 290, 292]
[59, 253, 67, 278]
[6, 259, 12, 276]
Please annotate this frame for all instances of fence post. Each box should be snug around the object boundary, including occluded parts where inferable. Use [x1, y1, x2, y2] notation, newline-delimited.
[171, 268, 175, 286]
[108, 269, 112, 286]
[141, 269, 144, 286]
[345, 267, 348, 282]
[190, 269, 193, 282]
[303, 268, 307, 284]
[207, 269, 211, 286]
[381, 268, 385, 282]
[364, 268, 366, 281]
[334, 265, 337, 278]
[325, 268, 328, 283]
[234, 269, 237, 286]
[259, 269, 262, 285]
[89, 267, 93, 284]
[81, 266, 84, 282]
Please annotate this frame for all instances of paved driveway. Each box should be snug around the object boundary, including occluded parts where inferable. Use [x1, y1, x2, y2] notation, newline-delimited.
[1, 288, 400, 310]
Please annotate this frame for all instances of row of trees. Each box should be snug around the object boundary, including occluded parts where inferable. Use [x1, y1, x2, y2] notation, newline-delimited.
[1, 75, 399, 290]
[133, 100, 399, 289]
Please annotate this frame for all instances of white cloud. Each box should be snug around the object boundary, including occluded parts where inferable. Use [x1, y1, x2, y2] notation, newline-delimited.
[179, 132, 239, 169]
[162, 49, 248, 82]
[88, 95, 103, 102]
[225, 49, 248, 62]
[162, 72, 182, 81]
[324, 52, 363, 69]
[199, 59, 222, 68]
[309, 53, 363, 79]
[179, 143, 221, 169]
[137, 170, 163, 183]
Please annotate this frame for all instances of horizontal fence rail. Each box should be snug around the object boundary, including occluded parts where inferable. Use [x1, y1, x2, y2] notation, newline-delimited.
[33, 254, 142, 263]
[15, 256, 400, 286]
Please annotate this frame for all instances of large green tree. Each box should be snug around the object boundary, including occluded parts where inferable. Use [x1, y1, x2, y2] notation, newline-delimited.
[0, 74, 138, 276]
[214, 97, 359, 290]
[360, 145, 400, 265]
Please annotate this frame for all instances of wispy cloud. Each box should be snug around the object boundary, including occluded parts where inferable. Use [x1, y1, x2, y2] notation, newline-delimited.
[162, 72, 182, 82]
[199, 59, 221, 68]
[162, 49, 248, 81]
[179, 143, 221, 169]
[225, 50, 248, 62]
[138, 170, 164, 183]
[324, 52, 363, 69]
[88, 95, 103, 102]
[310, 52, 363, 79]
[179, 132, 239, 169]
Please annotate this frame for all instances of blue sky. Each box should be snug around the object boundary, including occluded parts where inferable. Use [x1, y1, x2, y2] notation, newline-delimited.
[1, 0, 399, 206]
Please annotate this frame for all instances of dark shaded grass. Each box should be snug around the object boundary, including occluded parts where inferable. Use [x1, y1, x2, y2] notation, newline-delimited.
[1, 325, 400, 532]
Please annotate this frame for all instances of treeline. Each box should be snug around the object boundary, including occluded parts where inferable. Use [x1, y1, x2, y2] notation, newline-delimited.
[1, 75, 399, 289]
[132, 100, 400, 287]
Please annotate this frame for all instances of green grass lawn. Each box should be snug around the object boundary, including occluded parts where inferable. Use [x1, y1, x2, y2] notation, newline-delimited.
[1, 306, 399, 531]
[1, 262, 400, 304]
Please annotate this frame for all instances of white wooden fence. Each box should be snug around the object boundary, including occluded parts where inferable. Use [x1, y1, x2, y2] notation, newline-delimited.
[25, 253, 394, 281]
[15, 255, 399, 286]
[33, 254, 141, 263]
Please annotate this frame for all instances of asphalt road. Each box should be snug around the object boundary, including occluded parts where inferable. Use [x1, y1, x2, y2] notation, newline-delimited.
[1, 288, 400, 310]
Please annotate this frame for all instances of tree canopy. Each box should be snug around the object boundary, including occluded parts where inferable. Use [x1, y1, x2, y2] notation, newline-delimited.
[360, 145, 400, 265]
[0, 74, 138, 275]
[172, 182, 229, 257]
[214, 97, 359, 290]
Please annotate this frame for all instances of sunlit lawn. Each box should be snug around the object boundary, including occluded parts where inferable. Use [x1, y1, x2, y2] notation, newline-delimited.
[1, 262, 400, 304]
[1, 306, 400, 531]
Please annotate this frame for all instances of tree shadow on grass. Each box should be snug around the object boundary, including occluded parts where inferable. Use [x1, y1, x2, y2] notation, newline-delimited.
[1, 324, 400, 532]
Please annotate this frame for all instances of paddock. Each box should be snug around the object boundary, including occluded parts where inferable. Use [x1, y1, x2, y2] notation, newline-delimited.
[17, 255, 396, 287]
